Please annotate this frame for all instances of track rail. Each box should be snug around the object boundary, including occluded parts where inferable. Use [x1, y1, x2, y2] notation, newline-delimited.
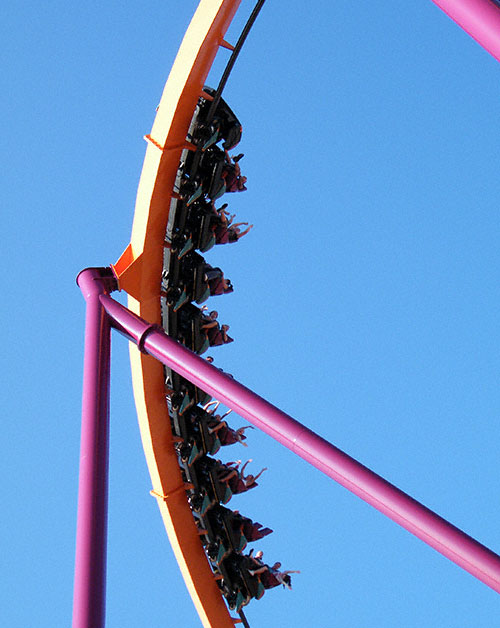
[112, 1, 267, 626]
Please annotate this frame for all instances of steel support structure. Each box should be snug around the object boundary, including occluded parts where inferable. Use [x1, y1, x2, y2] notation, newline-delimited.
[73, 269, 115, 628]
[431, 0, 500, 62]
[72, 267, 500, 628]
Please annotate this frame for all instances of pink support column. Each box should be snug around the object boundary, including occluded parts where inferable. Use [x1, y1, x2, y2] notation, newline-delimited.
[100, 290, 500, 594]
[73, 269, 116, 628]
[431, 0, 500, 62]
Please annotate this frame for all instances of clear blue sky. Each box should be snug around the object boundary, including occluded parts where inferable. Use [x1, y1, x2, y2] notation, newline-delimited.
[2, 1, 500, 626]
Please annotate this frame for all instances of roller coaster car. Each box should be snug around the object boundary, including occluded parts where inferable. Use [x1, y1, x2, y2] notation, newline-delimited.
[176, 304, 210, 355]
[193, 457, 232, 504]
[189, 457, 228, 515]
[170, 382, 211, 426]
[197, 213, 217, 253]
[177, 249, 202, 279]
[174, 408, 221, 464]
[197, 146, 226, 200]
[176, 437, 203, 467]
[172, 253, 210, 310]
[167, 379, 211, 440]
[187, 457, 212, 499]
[194, 86, 243, 152]
[204, 264, 233, 296]
[209, 460, 233, 505]
[175, 373, 211, 407]
[185, 202, 217, 253]
[221, 554, 265, 609]
[207, 536, 233, 566]
[173, 413, 205, 467]
[186, 252, 211, 302]
[206, 506, 248, 553]
[186, 406, 221, 456]
[170, 389, 195, 417]
[179, 144, 226, 203]
[206, 539, 226, 565]
[187, 196, 214, 217]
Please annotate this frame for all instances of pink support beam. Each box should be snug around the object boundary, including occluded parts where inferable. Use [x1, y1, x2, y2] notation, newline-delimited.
[99, 288, 500, 595]
[431, 0, 500, 62]
[73, 269, 116, 628]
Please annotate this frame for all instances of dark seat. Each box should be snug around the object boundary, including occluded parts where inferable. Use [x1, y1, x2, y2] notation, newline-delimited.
[191, 456, 224, 514]
[176, 304, 211, 354]
[170, 390, 195, 417]
[204, 264, 232, 297]
[222, 554, 265, 605]
[206, 156, 226, 200]
[177, 438, 203, 467]
[175, 252, 209, 308]
[197, 213, 216, 252]
[208, 462, 233, 504]
[193, 86, 243, 151]
[211, 506, 249, 553]
[185, 406, 221, 457]
[196, 412, 222, 456]
[184, 200, 217, 253]
[194, 145, 225, 197]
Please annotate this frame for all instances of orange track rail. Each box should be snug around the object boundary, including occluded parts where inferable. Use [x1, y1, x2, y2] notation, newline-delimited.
[112, 2, 242, 626]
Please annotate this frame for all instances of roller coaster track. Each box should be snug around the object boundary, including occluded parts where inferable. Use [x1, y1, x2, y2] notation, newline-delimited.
[112, 2, 267, 626]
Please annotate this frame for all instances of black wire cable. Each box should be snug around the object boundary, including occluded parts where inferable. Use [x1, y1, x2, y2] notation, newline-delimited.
[238, 608, 251, 628]
[206, 0, 267, 122]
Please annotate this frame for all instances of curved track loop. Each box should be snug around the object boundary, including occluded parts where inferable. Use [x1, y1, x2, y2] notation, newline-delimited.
[113, 2, 243, 627]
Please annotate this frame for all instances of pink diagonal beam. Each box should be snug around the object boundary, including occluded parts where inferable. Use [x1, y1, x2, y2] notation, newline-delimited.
[100, 289, 500, 594]
[431, 0, 500, 62]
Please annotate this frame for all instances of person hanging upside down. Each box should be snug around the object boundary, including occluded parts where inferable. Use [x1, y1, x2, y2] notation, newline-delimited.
[204, 265, 234, 295]
[217, 459, 267, 494]
[268, 562, 301, 589]
[203, 398, 250, 445]
[203, 398, 232, 421]
[205, 323, 233, 347]
[200, 310, 219, 331]
[222, 152, 247, 193]
[214, 220, 253, 245]
[208, 419, 254, 447]
[246, 551, 300, 589]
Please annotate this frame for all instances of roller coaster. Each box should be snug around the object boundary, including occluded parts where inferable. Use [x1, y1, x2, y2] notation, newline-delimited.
[72, 1, 500, 627]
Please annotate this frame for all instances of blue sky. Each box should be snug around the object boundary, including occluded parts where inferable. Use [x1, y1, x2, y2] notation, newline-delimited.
[2, 1, 500, 626]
